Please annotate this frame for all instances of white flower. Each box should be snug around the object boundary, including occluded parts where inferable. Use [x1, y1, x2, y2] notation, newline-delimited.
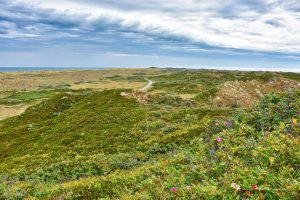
[231, 182, 241, 191]
[186, 185, 191, 190]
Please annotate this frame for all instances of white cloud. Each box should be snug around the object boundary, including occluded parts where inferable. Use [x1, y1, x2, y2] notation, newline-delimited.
[5, 0, 300, 53]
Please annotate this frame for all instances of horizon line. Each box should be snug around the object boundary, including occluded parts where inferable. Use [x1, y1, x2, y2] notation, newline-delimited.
[0, 66, 299, 73]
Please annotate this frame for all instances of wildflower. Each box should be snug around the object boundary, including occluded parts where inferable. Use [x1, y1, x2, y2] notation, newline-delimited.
[186, 185, 191, 190]
[216, 137, 222, 143]
[252, 184, 258, 190]
[246, 191, 251, 196]
[292, 118, 298, 124]
[231, 182, 241, 191]
[223, 121, 232, 128]
[171, 187, 177, 193]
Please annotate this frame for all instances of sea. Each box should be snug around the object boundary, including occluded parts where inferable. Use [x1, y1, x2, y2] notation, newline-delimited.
[0, 66, 299, 73]
[0, 67, 106, 72]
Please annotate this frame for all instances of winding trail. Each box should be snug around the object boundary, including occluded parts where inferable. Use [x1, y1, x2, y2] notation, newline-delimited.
[140, 78, 153, 91]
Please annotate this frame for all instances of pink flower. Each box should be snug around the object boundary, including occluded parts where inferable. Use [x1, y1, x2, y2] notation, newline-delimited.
[216, 137, 222, 143]
[171, 187, 177, 192]
[252, 184, 258, 190]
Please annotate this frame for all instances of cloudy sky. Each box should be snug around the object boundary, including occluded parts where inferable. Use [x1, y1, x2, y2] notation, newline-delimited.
[0, 0, 300, 71]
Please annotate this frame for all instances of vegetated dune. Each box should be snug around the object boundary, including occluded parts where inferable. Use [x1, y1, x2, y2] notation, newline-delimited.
[0, 69, 299, 199]
[214, 77, 300, 107]
[0, 90, 146, 162]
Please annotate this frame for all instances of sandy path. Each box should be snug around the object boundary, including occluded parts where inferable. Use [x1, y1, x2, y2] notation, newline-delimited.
[140, 78, 153, 91]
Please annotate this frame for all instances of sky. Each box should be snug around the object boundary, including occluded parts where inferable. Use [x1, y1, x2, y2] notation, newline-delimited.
[0, 0, 300, 71]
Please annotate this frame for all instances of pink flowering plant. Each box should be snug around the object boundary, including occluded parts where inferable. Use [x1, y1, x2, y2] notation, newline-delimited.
[216, 137, 222, 143]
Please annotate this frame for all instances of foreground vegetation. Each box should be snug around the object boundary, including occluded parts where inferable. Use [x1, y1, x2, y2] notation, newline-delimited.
[0, 69, 299, 199]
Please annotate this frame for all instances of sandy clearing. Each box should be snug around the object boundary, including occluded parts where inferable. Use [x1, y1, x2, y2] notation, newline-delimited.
[0, 104, 30, 120]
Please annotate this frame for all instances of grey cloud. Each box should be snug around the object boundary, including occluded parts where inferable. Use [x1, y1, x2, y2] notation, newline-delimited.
[265, 19, 283, 27]
[1, 0, 300, 54]
[280, 0, 300, 11]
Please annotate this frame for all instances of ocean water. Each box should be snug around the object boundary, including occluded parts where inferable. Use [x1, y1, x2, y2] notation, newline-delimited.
[1, 67, 299, 73]
[0, 67, 105, 72]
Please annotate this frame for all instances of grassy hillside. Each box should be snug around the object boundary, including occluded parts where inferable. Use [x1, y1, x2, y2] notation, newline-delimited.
[0, 69, 299, 199]
[0, 89, 147, 168]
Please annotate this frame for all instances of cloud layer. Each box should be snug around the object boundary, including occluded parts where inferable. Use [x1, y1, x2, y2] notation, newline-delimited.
[0, 0, 300, 69]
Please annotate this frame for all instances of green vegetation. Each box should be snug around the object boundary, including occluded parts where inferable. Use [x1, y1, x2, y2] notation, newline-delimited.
[0, 69, 299, 199]
[282, 72, 300, 82]
[106, 75, 147, 82]
[150, 70, 298, 92]
[0, 90, 55, 105]
[39, 83, 71, 90]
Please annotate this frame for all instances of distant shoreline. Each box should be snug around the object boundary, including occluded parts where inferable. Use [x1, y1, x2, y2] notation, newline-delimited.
[0, 67, 299, 73]
[0, 67, 107, 72]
